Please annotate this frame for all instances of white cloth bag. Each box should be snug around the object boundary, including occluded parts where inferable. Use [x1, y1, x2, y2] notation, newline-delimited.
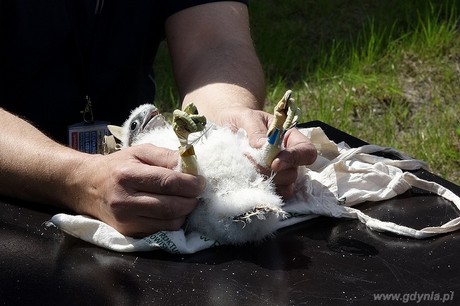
[49, 127, 460, 253]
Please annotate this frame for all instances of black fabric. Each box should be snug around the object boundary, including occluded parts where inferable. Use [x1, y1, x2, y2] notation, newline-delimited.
[1, 121, 459, 305]
[0, 0, 248, 144]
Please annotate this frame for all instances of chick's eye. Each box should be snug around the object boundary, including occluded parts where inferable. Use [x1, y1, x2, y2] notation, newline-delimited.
[130, 121, 138, 130]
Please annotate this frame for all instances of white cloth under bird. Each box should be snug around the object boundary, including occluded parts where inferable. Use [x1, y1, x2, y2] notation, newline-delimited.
[48, 120, 460, 253]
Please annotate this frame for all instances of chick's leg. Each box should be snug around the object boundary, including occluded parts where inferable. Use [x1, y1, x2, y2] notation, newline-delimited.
[261, 90, 300, 168]
[172, 103, 207, 175]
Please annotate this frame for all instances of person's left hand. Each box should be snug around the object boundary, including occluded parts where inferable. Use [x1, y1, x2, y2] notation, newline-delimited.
[218, 107, 318, 199]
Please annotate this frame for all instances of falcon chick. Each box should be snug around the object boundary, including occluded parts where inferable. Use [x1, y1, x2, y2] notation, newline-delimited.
[110, 103, 286, 244]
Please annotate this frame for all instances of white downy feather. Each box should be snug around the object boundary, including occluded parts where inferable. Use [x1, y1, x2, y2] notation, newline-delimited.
[120, 104, 285, 244]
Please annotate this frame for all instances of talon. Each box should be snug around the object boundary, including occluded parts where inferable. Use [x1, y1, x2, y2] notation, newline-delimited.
[173, 106, 207, 146]
[283, 98, 300, 130]
[183, 103, 198, 115]
[173, 110, 197, 145]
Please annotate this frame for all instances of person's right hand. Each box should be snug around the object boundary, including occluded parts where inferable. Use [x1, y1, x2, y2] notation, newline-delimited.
[68, 144, 206, 237]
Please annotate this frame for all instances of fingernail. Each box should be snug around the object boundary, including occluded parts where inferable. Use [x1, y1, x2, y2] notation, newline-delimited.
[272, 158, 287, 171]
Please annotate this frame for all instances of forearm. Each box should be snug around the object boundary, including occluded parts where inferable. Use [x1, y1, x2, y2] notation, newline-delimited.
[0, 108, 207, 236]
[0, 108, 88, 209]
[178, 49, 265, 123]
[165, 2, 265, 123]
[176, 38, 265, 108]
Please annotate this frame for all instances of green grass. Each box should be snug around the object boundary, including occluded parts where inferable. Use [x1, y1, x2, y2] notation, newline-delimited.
[153, 0, 460, 185]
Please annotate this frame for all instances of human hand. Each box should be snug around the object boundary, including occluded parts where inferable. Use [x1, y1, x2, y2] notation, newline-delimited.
[69, 144, 206, 237]
[218, 107, 317, 199]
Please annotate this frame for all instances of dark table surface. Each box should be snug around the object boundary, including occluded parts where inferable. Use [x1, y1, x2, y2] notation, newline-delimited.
[1, 121, 459, 306]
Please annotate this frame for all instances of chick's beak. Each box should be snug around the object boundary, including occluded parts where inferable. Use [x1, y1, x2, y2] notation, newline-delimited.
[142, 109, 166, 132]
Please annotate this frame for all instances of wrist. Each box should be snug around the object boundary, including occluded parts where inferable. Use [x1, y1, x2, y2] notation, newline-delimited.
[182, 83, 264, 123]
[59, 151, 105, 215]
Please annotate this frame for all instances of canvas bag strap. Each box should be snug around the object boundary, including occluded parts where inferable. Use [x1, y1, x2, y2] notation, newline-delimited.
[339, 167, 460, 239]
